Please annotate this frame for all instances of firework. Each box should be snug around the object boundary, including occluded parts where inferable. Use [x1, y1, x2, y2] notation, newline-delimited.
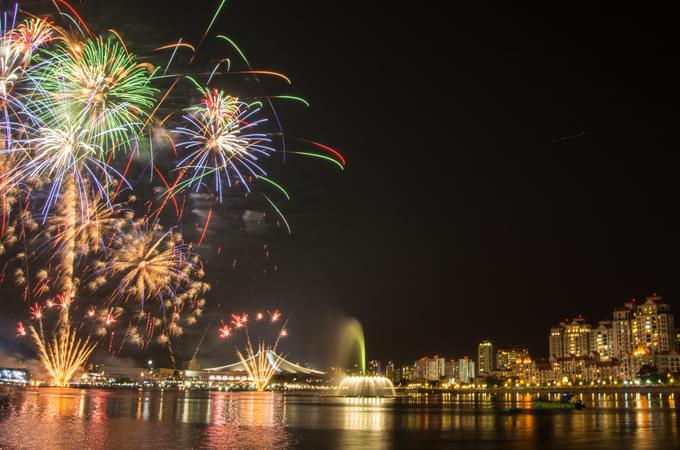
[107, 225, 196, 304]
[0, 14, 159, 384]
[269, 309, 281, 322]
[0, 0, 343, 386]
[222, 309, 288, 391]
[237, 340, 283, 392]
[100, 224, 209, 351]
[219, 322, 230, 339]
[11, 17, 54, 65]
[0, 32, 157, 219]
[31, 36, 157, 152]
[231, 312, 247, 328]
[173, 87, 274, 201]
[29, 322, 96, 386]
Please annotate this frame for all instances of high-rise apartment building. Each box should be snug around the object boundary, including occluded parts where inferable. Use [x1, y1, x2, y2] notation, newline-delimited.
[631, 295, 674, 353]
[496, 346, 529, 370]
[549, 326, 564, 359]
[590, 320, 613, 361]
[548, 317, 591, 359]
[458, 357, 475, 384]
[478, 340, 494, 375]
[414, 356, 445, 382]
[562, 317, 591, 356]
[612, 302, 634, 359]
[547, 295, 677, 381]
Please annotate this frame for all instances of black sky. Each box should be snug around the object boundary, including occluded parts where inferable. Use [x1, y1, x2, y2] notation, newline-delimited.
[3, 2, 680, 368]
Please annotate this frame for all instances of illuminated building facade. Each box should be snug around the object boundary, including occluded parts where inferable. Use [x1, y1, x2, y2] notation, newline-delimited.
[477, 340, 494, 375]
[612, 303, 634, 359]
[590, 321, 614, 361]
[414, 356, 445, 382]
[562, 317, 591, 357]
[549, 326, 564, 359]
[496, 346, 529, 371]
[458, 357, 475, 384]
[631, 295, 674, 353]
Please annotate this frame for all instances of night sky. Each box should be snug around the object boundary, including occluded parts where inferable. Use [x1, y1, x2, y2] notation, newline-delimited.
[2, 2, 680, 369]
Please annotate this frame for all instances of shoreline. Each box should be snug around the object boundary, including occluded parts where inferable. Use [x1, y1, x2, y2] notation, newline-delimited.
[5, 384, 680, 395]
[400, 385, 680, 394]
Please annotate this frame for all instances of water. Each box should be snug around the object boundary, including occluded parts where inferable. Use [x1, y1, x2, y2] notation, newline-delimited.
[1, 388, 679, 449]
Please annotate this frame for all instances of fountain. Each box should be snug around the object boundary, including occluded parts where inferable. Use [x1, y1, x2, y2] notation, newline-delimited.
[338, 375, 396, 397]
[337, 318, 396, 397]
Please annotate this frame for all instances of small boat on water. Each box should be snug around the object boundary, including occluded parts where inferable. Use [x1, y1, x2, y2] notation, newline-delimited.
[533, 393, 585, 410]
[499, 406, 523, 413]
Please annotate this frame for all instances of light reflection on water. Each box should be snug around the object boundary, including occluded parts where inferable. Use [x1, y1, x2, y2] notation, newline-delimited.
[0, 388, 679, 449]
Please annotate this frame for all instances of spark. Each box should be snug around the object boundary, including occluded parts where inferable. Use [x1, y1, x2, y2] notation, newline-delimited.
[30, 303, 43, 319]
[218, 323, 230, 339]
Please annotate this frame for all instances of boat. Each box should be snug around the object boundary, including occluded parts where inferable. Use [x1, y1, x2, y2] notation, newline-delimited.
[499, 406, 523, 413]
[533, 393, 585, 410]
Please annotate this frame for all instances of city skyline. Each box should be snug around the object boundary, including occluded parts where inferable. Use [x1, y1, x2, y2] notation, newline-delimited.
[362, 294, 677, 388]
[363, 292, 677, 366]
[1, 1, 679, 373]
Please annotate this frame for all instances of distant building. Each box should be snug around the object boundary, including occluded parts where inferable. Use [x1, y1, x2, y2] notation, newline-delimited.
[385, 361, 395, 381]
[401, 364, 415, 382]
[432, 356, 446, 381]
[496, 346, 529, 371]
[458, 357, 475, 384]
[632, 295, 674, 354]
[612, 302, 635, 358]
[549, 326, 564, 359]
[414, 358, 428, 381]
[414, 356, 445, 382]
[563, 317, 591, 357]
[548, 316, 592, 361]
[590, 321, 614, 361]
[477, 340, 494, 375]
[552, 356, 621, 384]
[610, 295, 676, 379]
[511, 355, 537, 385]
[444, 359, 457, 380]
[544, 295, 678, 382]
[612, 301, 636, 378]
[367, 360, 383, 375]
[651, 352, 680, 374]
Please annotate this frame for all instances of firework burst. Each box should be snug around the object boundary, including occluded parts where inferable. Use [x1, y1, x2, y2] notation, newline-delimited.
[173, 87, 274, 201]
[32, 36, 157, 151]
[99, 224, 209, 351]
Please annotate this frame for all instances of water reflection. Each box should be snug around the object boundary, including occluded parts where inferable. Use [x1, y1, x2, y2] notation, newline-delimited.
[0, 389, 679, 449]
